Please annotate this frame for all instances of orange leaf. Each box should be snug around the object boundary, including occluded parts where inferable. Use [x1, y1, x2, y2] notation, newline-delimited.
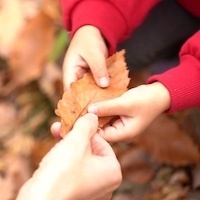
[8, 11, 57, 86]
[0, 0, 25, 57]
[55, 50, 130, 137]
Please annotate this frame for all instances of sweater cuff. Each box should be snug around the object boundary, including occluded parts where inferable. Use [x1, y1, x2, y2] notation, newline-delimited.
[71, 0, 126, 55]
[147, 55, 200, 113]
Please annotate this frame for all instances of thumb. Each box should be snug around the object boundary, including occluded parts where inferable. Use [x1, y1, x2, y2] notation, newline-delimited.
[70, 113, 99, 142]
[88, 97, 126, 117]
[50, 122, 62, 139]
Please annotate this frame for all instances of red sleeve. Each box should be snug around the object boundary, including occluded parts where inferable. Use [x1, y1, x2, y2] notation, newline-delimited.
[60, 0, 160, 54]
[177, 0, 200, 18]
[147, 31, 200, 113]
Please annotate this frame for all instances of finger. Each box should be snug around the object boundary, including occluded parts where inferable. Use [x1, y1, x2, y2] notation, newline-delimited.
[91, 133, 116, 158]
[62, 53, 77, 90]
[69, 113, 99, 143]
[50, 122, 62, 139]
[101, 128, 125, 143]
[88, 97, 128, 117]
[83, 49, 109, 87]
[100, 121, 126, 143]
[100, 117, 134, 143]
[63, 53, 87, 90]
[42, 115, 98, 167]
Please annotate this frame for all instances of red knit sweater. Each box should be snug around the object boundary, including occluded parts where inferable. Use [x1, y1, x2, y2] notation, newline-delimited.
[60, 0, 200, 113]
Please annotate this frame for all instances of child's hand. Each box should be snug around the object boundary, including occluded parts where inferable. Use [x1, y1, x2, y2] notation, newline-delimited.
[63, 25, 109, 90]
[88, 82, 171, 143]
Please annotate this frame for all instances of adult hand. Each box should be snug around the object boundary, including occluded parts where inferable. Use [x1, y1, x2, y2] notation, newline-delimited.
[88, 82, 171, 143]
[17, 114, 122, 200]
[63, 25, 109, 90]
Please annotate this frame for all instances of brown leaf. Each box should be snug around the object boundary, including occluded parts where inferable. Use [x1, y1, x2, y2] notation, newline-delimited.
[41, 0, 62, 24]
[169, 170, 190, 186]
[0, 154, 31, 200]
[119, 147, 156, 184]
[30, 138, 57, 169]
[8, 10, 57, 88]
[56, 50, 130, 137]
[0, 0, 25, 58]
[112, 193, 134, 200]
[38, 62, 63, 106]
[135, 114, 200, 166]
[172, 108, 200, 146]
[0, 101, 18, 139]
[191, 165, 200, 189]
[0, 0, 40, 58]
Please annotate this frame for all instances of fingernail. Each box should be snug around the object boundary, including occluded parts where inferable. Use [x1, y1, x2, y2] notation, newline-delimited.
[99, 77, 109, 87]
[88, 105, 98, 114]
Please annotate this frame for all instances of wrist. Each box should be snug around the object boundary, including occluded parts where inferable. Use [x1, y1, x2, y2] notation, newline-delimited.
[74, 25, 102, 39]
[149, 82, 171, 112]
[73, 25, 108, 55]
[17, 167, 77, 200]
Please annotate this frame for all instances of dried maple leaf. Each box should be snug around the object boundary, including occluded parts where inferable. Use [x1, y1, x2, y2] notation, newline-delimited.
[56, 50, 130, 137]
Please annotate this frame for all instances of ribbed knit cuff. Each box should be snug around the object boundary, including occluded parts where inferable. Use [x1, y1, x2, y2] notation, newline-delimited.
[147, 54, 200, 113]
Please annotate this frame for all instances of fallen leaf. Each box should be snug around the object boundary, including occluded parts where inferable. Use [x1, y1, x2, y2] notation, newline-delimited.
[119, 147, 156, 184]
[8, 10, 57, 88]
[20, 0, 40, 20]
[169, 170, 190, 186]
[187, 190, 200, 200]
[0, 0, 40, 58]
[30, 138, 57, 169]
[41, 0, 62, 24]
[112, 193, 134, 200]
[135, 114, 200, 166]
[56, 50, 130, 137]
[191, 165, 200, 189]
[0, 154, 31, 200]
[161, 184, 189, 200]
[38, 62, 63, 106]
[0, 101, 18, 139]
[144, 167, 190, 200]
[0, 0, 25, 58]
[172, 108, 200, 146]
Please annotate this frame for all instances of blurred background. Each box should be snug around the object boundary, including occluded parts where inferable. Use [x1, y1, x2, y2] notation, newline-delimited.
[0, 0, 200, 199]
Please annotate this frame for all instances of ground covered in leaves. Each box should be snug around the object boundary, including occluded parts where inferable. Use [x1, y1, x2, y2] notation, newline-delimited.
[1, 0, 200, 199]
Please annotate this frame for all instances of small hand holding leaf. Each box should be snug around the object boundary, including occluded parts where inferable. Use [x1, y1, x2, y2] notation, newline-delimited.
[55, 50, 130, 137]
